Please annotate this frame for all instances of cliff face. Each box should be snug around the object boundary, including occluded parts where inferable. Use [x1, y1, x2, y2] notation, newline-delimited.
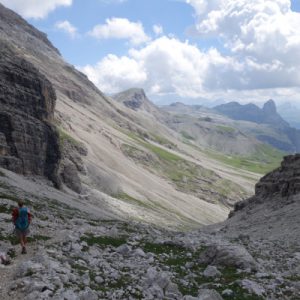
[222, 154, 300, 243]
[255, 154, 300, 198]
[0, 42, 61, 186]
[230, 154, 300, 215]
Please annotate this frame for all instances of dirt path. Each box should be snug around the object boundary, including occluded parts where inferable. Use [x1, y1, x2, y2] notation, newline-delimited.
[0, 227, 70, 300]
[0, 242, 40, 300]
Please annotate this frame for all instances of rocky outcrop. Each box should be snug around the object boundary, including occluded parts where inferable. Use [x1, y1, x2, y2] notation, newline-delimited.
[255, 154, 300, 198]
[232, 154, 300, 215]
[225, 154, 300, 245]
[0, 41, 61, 186]
[58, 134, 88, 193]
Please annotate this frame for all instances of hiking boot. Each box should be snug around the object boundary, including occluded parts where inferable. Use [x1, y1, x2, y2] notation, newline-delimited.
[21, 247, 27, 254]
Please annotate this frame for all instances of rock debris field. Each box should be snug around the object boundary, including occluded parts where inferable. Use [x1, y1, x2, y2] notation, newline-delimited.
[0, 173, 299, 300]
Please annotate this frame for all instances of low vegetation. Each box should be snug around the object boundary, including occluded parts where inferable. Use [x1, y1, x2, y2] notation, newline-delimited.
[123, 131, 247, 203]
[57, 127, 82, 147]
[206, 144, 284, 174]
[216, 125, 236, 134]
[181, 131, 195, 140]
[80, 233, 127, 248]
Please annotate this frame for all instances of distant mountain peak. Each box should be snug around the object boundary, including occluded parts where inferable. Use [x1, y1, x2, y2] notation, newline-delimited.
[113, 88, 149, 110]
[263, 99, 277, 114]
[170, 102, 187, 107]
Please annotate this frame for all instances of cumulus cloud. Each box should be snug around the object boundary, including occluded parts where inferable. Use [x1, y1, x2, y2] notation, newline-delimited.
[0, 0, 72, 19]
[80, 54, 147, 92]
[89, 18, 150, 45]
[55, 20, 77, 38]
[81, 36, 240, 97]
[153, 24, 163, 36]
[186, 0, 300, 85]
[81, 0, 300, 103]
[187, 0, 300, 66]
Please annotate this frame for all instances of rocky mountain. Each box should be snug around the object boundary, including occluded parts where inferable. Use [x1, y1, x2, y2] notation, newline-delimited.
[162, 102, 285, 175]
[214, 100, 289, 127]
[0, 3, 299, 299]
[0, 3, 258, 229]
[214, 100, 300, 152]
[113, 88, 166, 120]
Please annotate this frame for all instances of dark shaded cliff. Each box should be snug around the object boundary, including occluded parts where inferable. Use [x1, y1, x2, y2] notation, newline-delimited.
[0, 41, 61, 186]
[234, 153, 300, 209]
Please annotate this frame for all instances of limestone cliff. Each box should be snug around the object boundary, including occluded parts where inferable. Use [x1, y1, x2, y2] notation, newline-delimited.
[0, 41, 61, 186]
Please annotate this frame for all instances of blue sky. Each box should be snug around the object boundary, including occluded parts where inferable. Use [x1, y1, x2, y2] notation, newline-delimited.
[1, 0, 300, 105]
[30, 0, 197, 65]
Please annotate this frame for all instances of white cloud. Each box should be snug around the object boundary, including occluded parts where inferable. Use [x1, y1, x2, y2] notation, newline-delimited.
[80, 54, 147, 92]
[80, 36, 239, 98]
[80, 0, 300, 104]
[55, 20, 77, 38]
[185, 0, 300, 90]
[187, 0, 300, 61]
[153, 24, 163, 36]
[89, 18, 150, 45]
[0, 0, 72, 19]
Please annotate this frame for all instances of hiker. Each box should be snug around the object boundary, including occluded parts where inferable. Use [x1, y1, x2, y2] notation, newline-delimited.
[12, 200, 31, 254]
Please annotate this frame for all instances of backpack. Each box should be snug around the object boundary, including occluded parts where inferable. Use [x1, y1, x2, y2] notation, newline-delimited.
[15, 207, 29, 231]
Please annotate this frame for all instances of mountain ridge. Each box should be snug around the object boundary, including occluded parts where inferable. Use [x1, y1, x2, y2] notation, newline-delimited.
[0, 3, 257, 228]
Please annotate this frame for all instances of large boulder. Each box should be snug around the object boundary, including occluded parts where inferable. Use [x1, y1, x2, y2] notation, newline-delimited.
[198, 244, 257, 271]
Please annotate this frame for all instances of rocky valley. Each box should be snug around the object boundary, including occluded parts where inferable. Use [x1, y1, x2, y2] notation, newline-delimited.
[0, 3, 299, 300]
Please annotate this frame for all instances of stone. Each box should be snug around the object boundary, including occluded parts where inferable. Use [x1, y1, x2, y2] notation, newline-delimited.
[198, 244, 257, 271]
[203, 266, 221, 278]
[222, 289, 234, 296]
[79, 288, 98, 300]
[115, 244, 131, 255]
[197, 289, 224, 300]
[61, 161, 82, 193]
[94, 276, 104, 284]
[134, 248, 146, 257]
[240, 279, 265, 297]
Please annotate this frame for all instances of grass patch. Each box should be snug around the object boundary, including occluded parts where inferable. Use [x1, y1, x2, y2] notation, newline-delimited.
[216, 125, 236, 133]
[57, 127, 81, 147]
[0, 193, 20, 202]
[0, 234, 50, 245]
[151, 134, 176, 148]
[71, 263, 89, 275]
[80, 234, 127, 248]
[205, 144, 284, 175]
[140, 141, 182, 162]
[143, 242, 187, 256]
[115, 192, 151, 209]
[0, 203, 14, 214]
[124, 137, 246, 201]
[181, 131, 195, 140]
[218, 282, 264, 300]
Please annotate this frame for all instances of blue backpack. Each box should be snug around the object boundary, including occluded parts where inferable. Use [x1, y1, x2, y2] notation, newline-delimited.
[15, 207, 29, 231]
